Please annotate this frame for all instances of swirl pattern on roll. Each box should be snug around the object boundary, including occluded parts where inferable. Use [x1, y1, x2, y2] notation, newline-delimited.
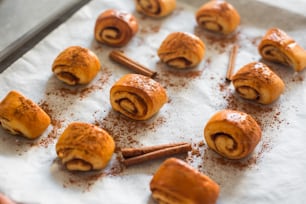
[204, 110, 261, 160]
[135, 0, 176, 17]
[158, 32, 205, 69]
[232, 62, 285, 105]
[94, 9, 138, 47]
[56, 122, 115, 171]
[195, 1, 240, 35]
[110, 74, 167, 120]
[52, 46, 101, 85]
[150, 158, 220, 204]
[0, 90, 51, 139]
[258, 27, 306, 72]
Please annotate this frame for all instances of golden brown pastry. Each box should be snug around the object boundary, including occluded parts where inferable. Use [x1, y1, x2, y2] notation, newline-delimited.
[204, 109, 261, 160]
[94, 9, 138, 47]
[258, 27, 306, 72]
[157, 32, 205, 69]
[110, 74, 167, 120]
[0, 90, 51, 139]
[232, 62, 285, 105]
[135, 0, 176, 18]
[150, 158, 220, 204]
[195, 0, 240, 35]
[0, 194, 16, 204]
[56, 122, 115, 171]
[52, 46, 100, 85]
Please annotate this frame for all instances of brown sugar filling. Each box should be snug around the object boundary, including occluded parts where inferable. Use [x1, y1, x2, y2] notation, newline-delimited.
[57, 72, 79, 84]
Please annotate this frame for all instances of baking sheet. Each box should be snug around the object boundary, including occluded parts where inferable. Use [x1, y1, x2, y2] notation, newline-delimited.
[0, 0, 85, 51]
[1, 0, 306, 203]
[0, 0, 90, 72]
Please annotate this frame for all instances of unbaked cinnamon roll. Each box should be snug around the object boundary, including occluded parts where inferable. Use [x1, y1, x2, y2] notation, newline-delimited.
[94, 9, 139, 47]
[157, 32, 205, 69]
[52, 46, 100, 85]
[135, 0, 176, 18]
[204, 109, 261, 160]
[56, 122, 115, 171]
[232, 62, 285, 105]
[195, 0, 240, 35]
[110, 74, 167, 120]
[0, 90, 51, 139]
[150, 158, 220, 204]
[258, 27, 306, 72]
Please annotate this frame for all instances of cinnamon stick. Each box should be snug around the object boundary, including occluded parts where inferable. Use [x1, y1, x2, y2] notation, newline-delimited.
[122, 143, 192, 167]
[121, 142, 189, 158]
[226, 44, 238, 81]
[109, 50, 157, 78]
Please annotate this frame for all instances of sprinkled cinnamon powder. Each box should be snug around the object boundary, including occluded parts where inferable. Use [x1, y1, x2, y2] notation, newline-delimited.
[139, 14, 148, 20]
[48, 67, 111, 100]
[191, 148, 201, 157]
[250, 36, 262, 46]
[39, 100, 54, 117]
[291, 74, 304, 82]
[0, 133, 33, 155]
[194, 27, 240, 52]
[185, 141, 206, 170]
[93, 110, 167, 149]
[140, 24, 161, 34]
[56, 152, 125, 192]
[155, 58, 211, 89]
[202, 139, 272, 172]
[35, 100, 63, 147]
[171, 5, 184, 16]
[227, 92, 284, 130]
[59, 168, 104, 191]
[185, 139, 271, 179]
[198, 140, 204, 147]
[62, 163, 123, 192]
[39, 119, 63, 148]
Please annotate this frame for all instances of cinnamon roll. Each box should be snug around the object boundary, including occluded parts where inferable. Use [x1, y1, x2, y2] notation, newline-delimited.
[204, 109, 261, 160]
[110, 74, 167, 120]
[150, 158, 220, 204]
[0, 90, 51, 139]
[52, 46, 100, 85]
[195, 0, 240, 35]
[135, 0, 176, 18]
[94, 9, 139, 47]
[232, 62, 285, 105]
[157, 32, 205, 69]
[56, 122, 115, 171]
[258, 27, 306, 72]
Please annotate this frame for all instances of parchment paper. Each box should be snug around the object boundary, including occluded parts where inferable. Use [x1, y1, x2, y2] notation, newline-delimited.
[1, 0, 306, 203]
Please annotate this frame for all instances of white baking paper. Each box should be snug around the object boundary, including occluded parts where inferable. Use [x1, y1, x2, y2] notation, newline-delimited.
[1, 0, 306, 203]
